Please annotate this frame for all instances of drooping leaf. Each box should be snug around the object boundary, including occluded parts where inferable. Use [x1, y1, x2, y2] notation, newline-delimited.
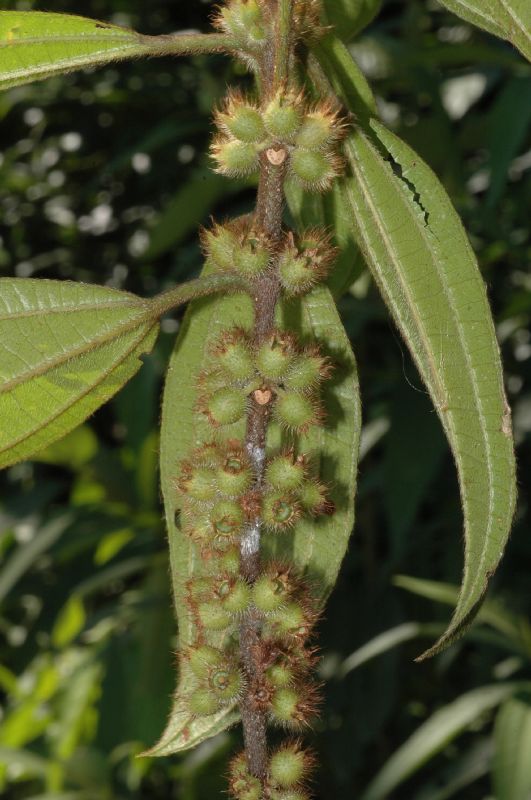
[322, 0, 382, 42]
[341, 122, 516, 658]
[438, 0, 531, 62]
[153, 272, 361, 755]
[0, 279, 158, 469]
[493, 694, 531, 799]
[0, 12, 229, 92]
[361, 683, 526, 800]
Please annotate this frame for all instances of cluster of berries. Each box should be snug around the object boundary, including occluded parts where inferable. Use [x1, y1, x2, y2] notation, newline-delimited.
[229, 741, 315, 800]
[203, 218, 337, 297]
[211, 89, 345, 192]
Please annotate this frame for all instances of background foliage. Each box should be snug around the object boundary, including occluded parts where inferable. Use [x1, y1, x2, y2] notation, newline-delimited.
[0, 0, 529, 797]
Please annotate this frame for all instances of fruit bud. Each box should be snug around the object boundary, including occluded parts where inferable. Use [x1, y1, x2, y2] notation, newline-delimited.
[263, 92, 303, 142]
[211, 499, 245, 537]
[211, 136, 260, 177]
[197, 601, 232, 631]
[216, 444, 253, 496]
[189, 688, 220, 716]
[274, 391, 322, 433]
[269, 742, 311, 787]
[216, 92, 267, 144]
[290, 148, 342, 192]
[234, 233, 271, 277]
[188, 645, 225, 679]
[262, 491, 301, 531]
[201, 222, 238, 271]
[266, 453, 306, 491]
[205, 386, 247, 426]
[213, 329, 255, 382]
[255, 331, 296, 380]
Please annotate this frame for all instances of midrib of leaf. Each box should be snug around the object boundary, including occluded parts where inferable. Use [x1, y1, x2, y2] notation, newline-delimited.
[345, 131, 497, 637]
[497, 0, 530, 38]
[450, 0, 505, 31]
[0, 325, 156, 455]
[0, 299, 145, 320]
[0, 309, 152, 394]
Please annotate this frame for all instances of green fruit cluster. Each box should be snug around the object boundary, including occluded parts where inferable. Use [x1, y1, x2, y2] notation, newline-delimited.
[211, 89, 345, 191]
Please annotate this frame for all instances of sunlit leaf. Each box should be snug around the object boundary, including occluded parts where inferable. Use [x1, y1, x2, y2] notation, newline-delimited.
[361, 683, 527, 800]
[322, 0, 382, 42]
[493, 694, 531, 799]
[438, 0, 531, 62]
[0, 279, 158, 469]
[341, 122, 516, 658]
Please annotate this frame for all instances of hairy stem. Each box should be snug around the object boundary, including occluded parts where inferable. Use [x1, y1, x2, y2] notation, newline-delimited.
[238, 0, 294, 781]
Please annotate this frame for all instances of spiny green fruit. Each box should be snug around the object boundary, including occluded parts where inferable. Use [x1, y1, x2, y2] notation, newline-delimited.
[263, 93, 303, 142]
[211, 499, 245, 537]
[284, 348, 330, 392]
[229, 753, 263, 800]
[214, 0, 268, 53]
[216, 576, 252, 614]
[211, 136, 260, 177]
[214, 329, 255, 382]
[189, 688, 220, 716]
[178, 464, 216, 502]
[269, 683, 319, 728]
[217, 91, 267, 144]
[266, 600, 314, 641]
[194, 441, 224, 468]
[252, 570, 292, 613]
[278, 231, 334, 296]
[217, 444, 253, 496]
[182, 512, 212, 545]
[202, 222, 238, 271]
[255, 331, 296, 380]
[217, 545, 241, 574]
[207, 666, 242, 702]
[234, 233, 271, 277]
[266, 453, 306, 491]
[262, 491, 300, 531]
[270, 790, 310, 800]
[291, 148, 342, 192]
[295, 103, 343, 150]
[269, 742, 310, 787]
[274, 391, 321, 433]
[197, 601, 233, 631]
[298, 479, 331, 515]
[188, 645, 225, 679]
[205, 386, 247, 426]
[266, 659, 297, 688]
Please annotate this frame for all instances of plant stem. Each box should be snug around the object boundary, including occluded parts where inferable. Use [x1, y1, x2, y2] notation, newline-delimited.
[148, 273, 247, 318]
[141, 31, 233, 57]
[237, 0, 294, 782]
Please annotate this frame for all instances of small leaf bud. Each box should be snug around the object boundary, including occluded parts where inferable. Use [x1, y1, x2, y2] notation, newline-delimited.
[211, 136, 260, 178]
[255, 331, 296, 380]
[262, 491, 301, 531]
[213, 329, 255, 382]
[205, 386, 247, 426]
[263, 93, 303, 142]
[269, 742, 310, 787]
[274, 392, 322, 433]
[197, 601, 232, 631]
[189, 688, 220, 716]
[211, 499, 245, 537]
[201, 222, 238, 271]
[291, 149, 342, 192]
[188, 645, 225, 679]
[266, 453, 306, 491]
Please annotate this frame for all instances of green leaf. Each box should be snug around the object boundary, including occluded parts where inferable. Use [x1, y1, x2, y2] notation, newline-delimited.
[0, 279, 158, 469]
[322, 0, 382, 42]
[438, 0, 531, 62]
[0, 12, 230, 92]
[152, 270, 361, 755]
[311, 33, 377, 121]
[0, 11, 152, 91]
[493, 693, 531, 799]
[361, 683, 526, 800]
[341, 121, 516, 659]
[51, 595, 86, 648]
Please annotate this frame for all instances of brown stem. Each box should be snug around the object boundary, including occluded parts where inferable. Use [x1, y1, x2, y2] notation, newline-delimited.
[237, 0, 294, 782]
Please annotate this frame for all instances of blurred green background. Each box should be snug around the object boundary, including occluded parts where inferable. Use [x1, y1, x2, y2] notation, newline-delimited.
[0, 1, 530, 798]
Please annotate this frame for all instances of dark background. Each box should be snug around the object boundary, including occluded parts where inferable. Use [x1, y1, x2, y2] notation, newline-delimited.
[0, 1, 530, 798]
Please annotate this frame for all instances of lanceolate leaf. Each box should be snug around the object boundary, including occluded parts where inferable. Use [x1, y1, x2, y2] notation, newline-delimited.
[438, 0, 531, 62]
[361, 683, 526, 800]
[0, 11, 229, 92]
[322, 0, 382, 42]
[0, 279, 158, 469]
[493, 694, 531, 799]
[341, 122, 516, 659]
[153, 275, 361, 755]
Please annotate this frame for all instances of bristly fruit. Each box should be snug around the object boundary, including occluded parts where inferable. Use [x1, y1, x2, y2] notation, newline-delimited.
[216, 442, 253, 496]
[187, 645, 225, 679]
[278, 229, 336, 296]
[283, 346, 331, 392]
[234, 232, 272, 277]
[201, 221, 239, 271]
[211, 136, 261, 177]
[213, 328, 256, 382]
[252, 568, 293, 613]
[269, 741, 312, 787]
[262, 491, 301, 531]
[269, 682, 320, 729]
[229, 752, 263, 800]
[255, 331, 296, 380]
[197, 601, 233, 631]
[274, 391, 322, 433]
[290, 148, 343, 192]
[295, 102, 345, 150]
[189, 688, 221, 717]
[263, 92, 303, 143]
[204, 386, 248, 426]
[216, 90, 268, 144]
[213, 0, 269, 63]
[266, 453, 306, 491]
